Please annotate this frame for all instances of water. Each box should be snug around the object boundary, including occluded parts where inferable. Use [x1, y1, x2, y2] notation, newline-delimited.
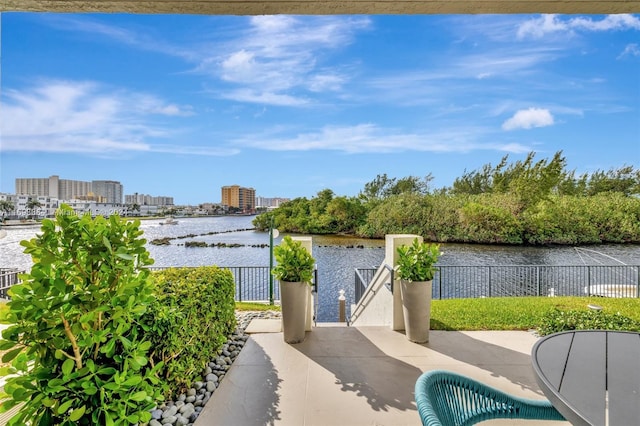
[2, 216, 639, 321]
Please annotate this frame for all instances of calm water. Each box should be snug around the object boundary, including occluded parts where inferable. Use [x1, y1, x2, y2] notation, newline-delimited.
[2, 216, 639, 321]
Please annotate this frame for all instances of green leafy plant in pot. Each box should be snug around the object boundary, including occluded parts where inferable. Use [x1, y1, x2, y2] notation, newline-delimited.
[396, 238, 441, 343]
[272, 235, 315, 343]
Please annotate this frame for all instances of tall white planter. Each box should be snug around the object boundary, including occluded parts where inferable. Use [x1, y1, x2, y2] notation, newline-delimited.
[400, 280, 432, 343]
[280, 281, 309, 344]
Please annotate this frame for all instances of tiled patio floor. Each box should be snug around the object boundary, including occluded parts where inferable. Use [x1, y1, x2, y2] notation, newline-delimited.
[195, 322, 569, 426]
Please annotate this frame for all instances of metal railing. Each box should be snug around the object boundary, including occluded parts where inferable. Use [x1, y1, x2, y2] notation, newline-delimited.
[151, 265, 319, 304]
[354, 267, 377, 305]
[0, 266, 318, 305]
[0, 269, 23, 299]
[354, 264, 640, 304]
[354, 264, 394, 305]
[150, 266, 274, 302]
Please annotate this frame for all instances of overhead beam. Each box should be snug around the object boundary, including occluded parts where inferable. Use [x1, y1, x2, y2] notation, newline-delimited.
[2, 0, 640, 15]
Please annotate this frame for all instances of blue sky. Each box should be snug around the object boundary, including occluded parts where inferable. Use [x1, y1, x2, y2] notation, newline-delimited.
[1, 13, 639, 205]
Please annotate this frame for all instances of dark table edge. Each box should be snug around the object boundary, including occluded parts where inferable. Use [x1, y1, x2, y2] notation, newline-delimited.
[531, 330, 607, 426]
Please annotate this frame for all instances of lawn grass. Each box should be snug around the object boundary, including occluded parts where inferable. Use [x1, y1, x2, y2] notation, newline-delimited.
[235, 301, 281, 311]
[236, 296, 640, 331]
[431, 296, 640, 331]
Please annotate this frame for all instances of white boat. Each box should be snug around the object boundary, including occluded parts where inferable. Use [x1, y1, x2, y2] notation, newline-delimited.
[159, 217, 178, 225]
[584, 284, 638, 298]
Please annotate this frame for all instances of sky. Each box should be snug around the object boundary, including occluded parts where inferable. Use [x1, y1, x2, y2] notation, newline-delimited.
[1, 13, 639, 205]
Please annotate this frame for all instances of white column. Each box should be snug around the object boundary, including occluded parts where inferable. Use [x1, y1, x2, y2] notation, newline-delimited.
[385, 234, 423, 331]
[292, 236, 314, 331]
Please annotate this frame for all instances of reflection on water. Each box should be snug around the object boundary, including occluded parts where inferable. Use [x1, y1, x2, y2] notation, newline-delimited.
[1, 215, 639, 321]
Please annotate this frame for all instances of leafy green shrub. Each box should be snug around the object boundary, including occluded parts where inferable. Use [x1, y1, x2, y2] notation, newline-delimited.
[272, 236, 315, 283]
[537, 308, 640, 336]
[357, 193, 431, 238]
[459, 201, 523, 244]
[0, 205, 164, 425]
[396, 238, 441, 282]
[145, 266, 236, 396]
[523, 196, 601, 244]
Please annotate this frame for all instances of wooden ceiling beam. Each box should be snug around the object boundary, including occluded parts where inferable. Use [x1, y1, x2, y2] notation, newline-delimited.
[2, 0, 640, 15]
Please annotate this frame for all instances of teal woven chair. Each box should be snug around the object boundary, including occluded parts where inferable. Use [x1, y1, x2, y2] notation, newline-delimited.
[415, 370, 565, 425]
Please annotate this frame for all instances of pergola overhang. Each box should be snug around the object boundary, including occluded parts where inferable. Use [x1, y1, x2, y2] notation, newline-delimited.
[1, 0, 639, 15]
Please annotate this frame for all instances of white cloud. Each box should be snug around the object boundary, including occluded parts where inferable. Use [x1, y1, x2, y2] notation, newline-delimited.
[517, 15, 569, 39]
[518, 14, 640, 39]
[456, 47, 561, 78]
[221, 50, 257, 83]
[308, 73, 346, 92]
[233, 124, 531, 154]
[0, 80, 233, 156]
[41, 15, 197, 61]
[220, 89, 309, 107]
[618, 43, 640, 59]
[502, 108, 555, 131]
[203, 16, 371, 105]
[132, 94, 194, 116]
[570, 14, 640, 32]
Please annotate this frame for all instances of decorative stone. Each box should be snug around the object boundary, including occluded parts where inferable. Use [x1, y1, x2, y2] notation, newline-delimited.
[147, 310, 282, 426]
[161, 415, 177, 425]
[162, 405, 178, 418]
[180, 404, 195, 418]
[176, 415, 189, 426]
[179, 402, 194, 414]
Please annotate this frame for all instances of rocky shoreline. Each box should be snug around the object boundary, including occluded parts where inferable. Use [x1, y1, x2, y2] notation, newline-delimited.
[149, 310, 281, 426]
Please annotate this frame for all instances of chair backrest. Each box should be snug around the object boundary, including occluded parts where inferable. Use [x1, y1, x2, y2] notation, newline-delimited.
[414, 370, 565, 426]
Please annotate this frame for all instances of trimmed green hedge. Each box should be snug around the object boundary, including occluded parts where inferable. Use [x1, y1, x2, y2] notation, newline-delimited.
[537, 308, 640, 336]
[144, 267, 236, 397]
[430, 297, 640, 331]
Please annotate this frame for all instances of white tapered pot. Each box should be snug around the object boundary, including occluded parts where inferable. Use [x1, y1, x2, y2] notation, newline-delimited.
[280, 280, 309, 344]
[400, 280, 432, 343]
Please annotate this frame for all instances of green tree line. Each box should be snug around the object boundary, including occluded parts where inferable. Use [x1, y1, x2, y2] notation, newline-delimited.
[253, 151, 640, 245]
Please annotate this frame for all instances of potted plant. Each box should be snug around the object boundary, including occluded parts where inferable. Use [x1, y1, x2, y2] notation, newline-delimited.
[396, 238, 441, 343]
[272, 235, 315, 343]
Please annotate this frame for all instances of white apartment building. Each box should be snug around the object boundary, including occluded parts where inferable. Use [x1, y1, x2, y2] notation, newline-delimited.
[1, 192, 125, 219]
[15, 176, 122, 203]
[255, 196, 290, 208]
[125, 193, 174, 206]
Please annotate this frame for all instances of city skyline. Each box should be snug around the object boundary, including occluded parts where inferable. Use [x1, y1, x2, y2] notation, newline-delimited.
[1, 13, 639, 204]
[6, 174, 282, 207]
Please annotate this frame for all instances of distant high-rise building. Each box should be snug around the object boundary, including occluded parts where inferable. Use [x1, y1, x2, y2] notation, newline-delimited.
[15, 175, 122, 203]
[15, 177, 52, 198]
[221, 185, 255, 213]
[256, 196, 290, 208]
[125, 193, 174, 206]
[92, 180, 123, 204]
[59, 178, 92, 200]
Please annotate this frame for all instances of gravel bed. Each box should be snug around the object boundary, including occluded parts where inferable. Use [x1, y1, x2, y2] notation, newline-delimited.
[148, 310, 281, 426]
